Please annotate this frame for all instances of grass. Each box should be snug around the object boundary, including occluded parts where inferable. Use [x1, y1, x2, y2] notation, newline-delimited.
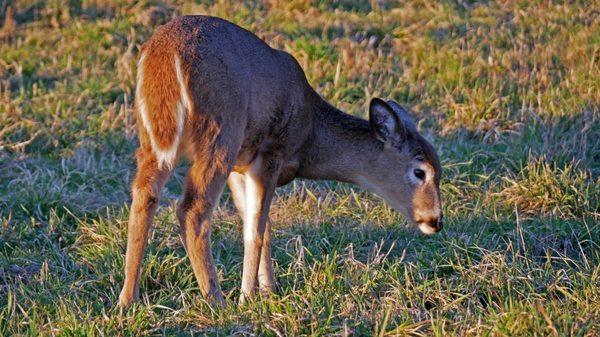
[1, 0, 599, 335]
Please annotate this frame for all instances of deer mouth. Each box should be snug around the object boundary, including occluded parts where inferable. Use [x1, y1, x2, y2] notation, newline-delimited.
[414, 210, 443, 235]
[418, 223, 440, 235]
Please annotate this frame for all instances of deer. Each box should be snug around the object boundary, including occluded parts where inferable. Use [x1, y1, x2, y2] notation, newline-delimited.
[118, 15, 443, 309]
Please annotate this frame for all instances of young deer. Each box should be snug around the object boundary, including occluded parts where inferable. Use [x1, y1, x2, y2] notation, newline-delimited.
[118, 15, 443, 308]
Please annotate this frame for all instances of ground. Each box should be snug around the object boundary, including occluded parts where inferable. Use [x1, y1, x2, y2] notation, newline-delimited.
[0, 0, 598, 336]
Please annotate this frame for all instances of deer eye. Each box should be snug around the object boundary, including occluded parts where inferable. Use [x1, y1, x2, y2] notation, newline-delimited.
[414, 169, 425, 181]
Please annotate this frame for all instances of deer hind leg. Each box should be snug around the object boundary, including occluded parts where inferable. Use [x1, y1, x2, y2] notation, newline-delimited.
[176, 126, 244, 306]
[228, 172, 277, 295]
[237, 155, 282, 304]
[119, 144, 173, 309]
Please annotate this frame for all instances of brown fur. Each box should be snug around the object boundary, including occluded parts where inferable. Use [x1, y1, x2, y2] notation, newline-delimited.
[119, 16, 443, 309]
[138, 43, 180, 150]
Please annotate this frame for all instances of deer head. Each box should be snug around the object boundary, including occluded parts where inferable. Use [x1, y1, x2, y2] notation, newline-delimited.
[356, 98, 443, 234]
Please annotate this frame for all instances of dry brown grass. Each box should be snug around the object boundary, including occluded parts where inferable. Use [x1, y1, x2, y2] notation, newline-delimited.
[0, 0, 598, 335]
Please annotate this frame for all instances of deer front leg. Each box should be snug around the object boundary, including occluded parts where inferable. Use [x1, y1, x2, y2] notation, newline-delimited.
[238, 155, 281, 304]
[257, 219, 276, 293]
[227, 172, 246, 221]
[228, 172, 277, 295]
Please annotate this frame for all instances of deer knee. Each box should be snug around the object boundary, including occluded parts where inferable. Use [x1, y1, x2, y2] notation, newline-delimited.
[131, 184, 159, 213]
[244, 233, 263, 248]
[176, 203, 187, 225]
[178, 205, 212, 241]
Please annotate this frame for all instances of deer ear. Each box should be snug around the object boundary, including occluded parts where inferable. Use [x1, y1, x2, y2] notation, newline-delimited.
[369, 97, 407, 147]
[386, 100, 417, 131]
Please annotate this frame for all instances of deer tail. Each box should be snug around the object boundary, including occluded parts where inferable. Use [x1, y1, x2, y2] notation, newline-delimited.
[135, 49, 191, 170]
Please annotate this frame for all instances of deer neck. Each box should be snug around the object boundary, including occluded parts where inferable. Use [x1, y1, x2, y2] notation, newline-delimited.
[297, 96, 382, 185]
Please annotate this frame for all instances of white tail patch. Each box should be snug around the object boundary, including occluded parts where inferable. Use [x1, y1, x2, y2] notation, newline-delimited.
[136, 53, 190, 170]
[174, 55, 193, 120]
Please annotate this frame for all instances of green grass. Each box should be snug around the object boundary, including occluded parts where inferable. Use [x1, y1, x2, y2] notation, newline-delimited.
[1, 0, 599, 335]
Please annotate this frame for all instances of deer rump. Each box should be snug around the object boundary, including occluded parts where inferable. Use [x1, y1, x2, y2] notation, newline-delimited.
[135, 49, 190, 170]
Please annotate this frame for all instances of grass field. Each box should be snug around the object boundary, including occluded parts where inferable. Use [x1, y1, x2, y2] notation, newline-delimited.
[1, 0, 599, 335]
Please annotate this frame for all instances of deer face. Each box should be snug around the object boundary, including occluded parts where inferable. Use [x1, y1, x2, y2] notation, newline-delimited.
[360, 98, 443, 234]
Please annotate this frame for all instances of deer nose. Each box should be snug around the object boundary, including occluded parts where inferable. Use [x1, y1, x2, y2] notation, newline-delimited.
[431, 216, 443, 231]
[417, 215, 443, 233]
